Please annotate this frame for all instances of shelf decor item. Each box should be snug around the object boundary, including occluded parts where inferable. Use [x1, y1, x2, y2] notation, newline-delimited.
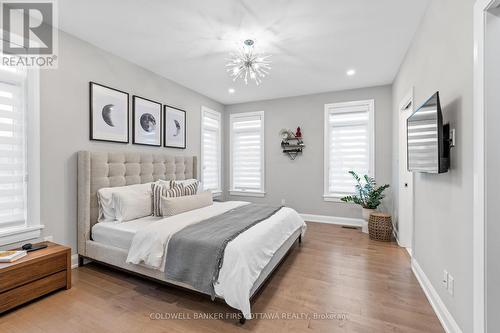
[132, 95, 162, 146]
[89, 82, 129, 143]
[279, 128, 305, 160]
[368, 213, 393, 241]
[340, 171, 390, 233]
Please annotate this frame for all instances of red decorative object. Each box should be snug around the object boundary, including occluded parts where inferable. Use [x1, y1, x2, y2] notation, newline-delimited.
[295, 127, 302, 138]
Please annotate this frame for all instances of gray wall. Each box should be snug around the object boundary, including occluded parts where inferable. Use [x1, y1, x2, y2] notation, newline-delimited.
[224, 85, 393, 218]
[391, 0, 474, 331]
[485, 6, 500, 333]
[23, 31, 223, 253]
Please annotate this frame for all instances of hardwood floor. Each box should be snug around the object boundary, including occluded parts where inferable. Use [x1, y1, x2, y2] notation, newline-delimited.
[0, 223, 444, 332]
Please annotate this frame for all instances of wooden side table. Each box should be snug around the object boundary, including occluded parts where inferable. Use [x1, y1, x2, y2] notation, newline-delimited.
[0, 241, 71, 313]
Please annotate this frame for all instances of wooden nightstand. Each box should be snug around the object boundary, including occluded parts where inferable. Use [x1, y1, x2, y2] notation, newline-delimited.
[0, 241, 71, 313]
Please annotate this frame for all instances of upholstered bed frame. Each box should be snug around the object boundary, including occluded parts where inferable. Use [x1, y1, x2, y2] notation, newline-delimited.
[77, 150, 301, 320]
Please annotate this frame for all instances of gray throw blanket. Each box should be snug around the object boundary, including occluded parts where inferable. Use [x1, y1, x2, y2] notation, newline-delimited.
[165, 203, 283, 299]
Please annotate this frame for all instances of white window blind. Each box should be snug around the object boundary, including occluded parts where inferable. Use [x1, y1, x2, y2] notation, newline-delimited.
[0, 65, 28, 229]
[230, 111, 265, 196]
[201, 107, 221, 194]
[324, 100, 374, 199]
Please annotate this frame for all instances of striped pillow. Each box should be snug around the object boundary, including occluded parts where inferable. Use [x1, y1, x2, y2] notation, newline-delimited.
[151, 181, 184, 216]
[172, 179, 200, 196]
[184, 181, 199, 196]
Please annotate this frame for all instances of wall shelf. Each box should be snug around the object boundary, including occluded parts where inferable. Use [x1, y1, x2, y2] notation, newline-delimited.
[281, 137, 305, 160]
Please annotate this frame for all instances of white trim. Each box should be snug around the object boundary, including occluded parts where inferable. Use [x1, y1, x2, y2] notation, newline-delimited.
[299, 214, 363, 227]
[200, 106, 222, 194]
[0, 63, 41, 246]
[322, 195, 361, 204]
[473, 1, 493, 332]
[27, 67, 41, 233]
[229, 111, 265, 195]
[323, 99, 375, 199]
[397, 88, 414, 250]
[0, 225, 44, 246]
[322, 195, 344, 203]
[71, 254, 79, 269]
[393, 227, 412, 258]
[229, 190, 265, 198]
[211, 190, 222, 198]
[411, 258, 463, 333]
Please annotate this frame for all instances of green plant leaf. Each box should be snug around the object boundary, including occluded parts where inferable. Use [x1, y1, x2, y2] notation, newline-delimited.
[342, 171, 390, 209]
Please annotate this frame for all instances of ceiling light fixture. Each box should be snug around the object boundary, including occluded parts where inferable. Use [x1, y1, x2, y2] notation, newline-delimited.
[228, 88, 235, 94]
[226, 39, 272, 86]
[347, 69, 356, 76]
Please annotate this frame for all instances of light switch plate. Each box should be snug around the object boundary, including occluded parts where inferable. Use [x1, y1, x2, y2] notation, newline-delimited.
[442, 270, 449, 289]
[448, 275, 454, 296]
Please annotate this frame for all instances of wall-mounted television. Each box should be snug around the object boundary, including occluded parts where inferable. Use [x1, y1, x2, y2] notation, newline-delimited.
[407, 91, 450, 173]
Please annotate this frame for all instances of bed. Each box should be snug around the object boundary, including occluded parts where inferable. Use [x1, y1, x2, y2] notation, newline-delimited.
[77, 151, 305, 322]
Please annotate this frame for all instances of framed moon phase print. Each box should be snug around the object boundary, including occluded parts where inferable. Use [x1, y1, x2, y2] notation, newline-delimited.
[89, 82, 129, 143]
[164, 105, 186, 149]
[132, 96, 162, 146]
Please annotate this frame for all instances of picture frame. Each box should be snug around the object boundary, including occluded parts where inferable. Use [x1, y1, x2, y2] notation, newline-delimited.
[89, 82, 129, 143]
[163, 105, 186, 149]
[132, 95, 162, 146]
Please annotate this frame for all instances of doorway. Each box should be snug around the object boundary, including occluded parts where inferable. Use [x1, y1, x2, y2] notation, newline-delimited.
[398, 89, 414, 254]
[484, 3, 500, 332]
[474, 0, 500, 331]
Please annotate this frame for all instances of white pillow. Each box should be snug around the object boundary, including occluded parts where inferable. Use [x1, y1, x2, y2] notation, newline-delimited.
[97, 183, 152, 222]
[112, 184, 153, 222]
[160, 191, 213, 217]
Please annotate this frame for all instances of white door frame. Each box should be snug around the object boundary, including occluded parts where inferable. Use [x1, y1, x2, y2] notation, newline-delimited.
[473, 0, 499, 331]
[397, 88, 414, 254]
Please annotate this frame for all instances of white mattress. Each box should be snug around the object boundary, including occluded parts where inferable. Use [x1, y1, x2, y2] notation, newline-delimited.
[92, 215, 161, 250]
[91, 201, 232, 250]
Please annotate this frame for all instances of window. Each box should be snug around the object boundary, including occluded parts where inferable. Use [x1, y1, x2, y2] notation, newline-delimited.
[324, 100, 374, 200]
[0, 63, 41, 245]
[200, 106, 222, 195]
[229, 111, 265, 197]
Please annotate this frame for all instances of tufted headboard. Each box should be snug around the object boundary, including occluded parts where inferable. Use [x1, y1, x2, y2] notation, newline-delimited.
[77, 151, 197, 256]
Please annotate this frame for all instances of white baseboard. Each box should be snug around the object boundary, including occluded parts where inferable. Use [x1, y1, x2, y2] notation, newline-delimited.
[411, 258, 462, 333]
[71, 254, 79, 269]
[299, 214, 363, 227]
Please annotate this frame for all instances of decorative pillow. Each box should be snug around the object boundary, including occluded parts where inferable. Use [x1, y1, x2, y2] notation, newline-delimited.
[183, 181, 199, 196]
[172, 179, 201, 195]
[160, 191, 213, 217]
[151, 181, 184, 216]
[97, 183, 152, 222]
[112, 185, 153, 223]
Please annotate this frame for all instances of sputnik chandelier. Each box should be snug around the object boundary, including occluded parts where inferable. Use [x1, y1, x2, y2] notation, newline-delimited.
[226, 39, 272, 85]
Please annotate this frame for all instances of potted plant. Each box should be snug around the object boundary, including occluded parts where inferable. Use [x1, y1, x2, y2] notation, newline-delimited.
[340, 171, 390, 233]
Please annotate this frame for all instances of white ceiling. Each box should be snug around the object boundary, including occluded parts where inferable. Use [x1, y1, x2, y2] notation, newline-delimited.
[58, 0, 429, 105]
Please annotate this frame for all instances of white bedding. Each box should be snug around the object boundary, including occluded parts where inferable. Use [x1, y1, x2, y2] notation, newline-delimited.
[92, 216, 160, 250]
[96, 201, 306, 319]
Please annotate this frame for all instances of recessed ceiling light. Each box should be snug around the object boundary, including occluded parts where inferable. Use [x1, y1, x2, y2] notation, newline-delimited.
[347, 69, 356, 76]
[228, 88, 235, 94]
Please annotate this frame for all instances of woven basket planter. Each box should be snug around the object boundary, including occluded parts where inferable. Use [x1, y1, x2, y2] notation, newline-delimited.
[368, 212, 393, 242]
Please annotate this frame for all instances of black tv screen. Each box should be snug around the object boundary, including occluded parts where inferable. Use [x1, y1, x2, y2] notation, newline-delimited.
[407, 92, 449, 173]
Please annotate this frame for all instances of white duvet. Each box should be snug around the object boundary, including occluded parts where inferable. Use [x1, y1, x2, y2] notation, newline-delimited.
[126, 201, 306, 319]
